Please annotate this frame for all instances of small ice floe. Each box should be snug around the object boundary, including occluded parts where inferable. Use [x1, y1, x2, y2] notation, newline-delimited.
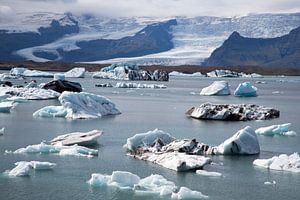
[6, 142, 98, 157]
[50, 130, 103, 146]
[124, 127, 260, 172]
[115, 82, 166, 89]
[88, 171, 208, 199]
[10, 67, 53, 77]
[0, 101, 17, 113]
[234, 82, 257, 97]
[64, 67, 85, 78]
[200, 81, 230, 96]
[264, 181, 276, 186]
[272, 91, 284, 95]
[0, 127, 4, 135]
[196, 170, 222, 177]
[255, 123, 296, 136]
[33, 91, 121, 119]
[186, 103, 280, 121]
[0, 86, 60, 100]
[6, 161, 56, 177]
[253, 153, 300, 173]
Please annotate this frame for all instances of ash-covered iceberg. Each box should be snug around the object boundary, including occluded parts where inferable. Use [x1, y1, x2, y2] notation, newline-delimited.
[234, 82, 257, 97]
[124, 127, 259, 172]
[6, 142, 98, 157]
[10, 67, 53, 77]
[206, 70, 239, 78]
[88, 171, 208, 199]
[42, 80, 82, 93]
[186, 103, 280, 121]
[200, 81, 230, 96]
[64, 67, 85, 78]
[6, 161, 56, 177]
[33, 91, 121, 119]
[255, 123, 296, 136]
[253, 153, 300, 173]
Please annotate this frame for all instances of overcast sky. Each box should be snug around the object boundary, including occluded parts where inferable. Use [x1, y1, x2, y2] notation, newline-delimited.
[1, 0, 300, 18]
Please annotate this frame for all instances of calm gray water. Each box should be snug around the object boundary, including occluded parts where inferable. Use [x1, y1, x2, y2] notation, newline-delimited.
[0, 74, 299, 200]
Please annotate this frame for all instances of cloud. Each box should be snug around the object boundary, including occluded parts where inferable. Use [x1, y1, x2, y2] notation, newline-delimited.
[0, 5, 15, 22]
[1, 0, 300, 17]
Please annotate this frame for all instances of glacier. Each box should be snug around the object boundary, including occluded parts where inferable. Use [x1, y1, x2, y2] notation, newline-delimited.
[88, 171, 208, 199]
[200, 81, 230, 96]
[253, 153, 300, 173]
[33, 91, 121, 119]
[255, 123, 296, 136]
[6, 161, 56, 177]
[234, 82, 257, 97]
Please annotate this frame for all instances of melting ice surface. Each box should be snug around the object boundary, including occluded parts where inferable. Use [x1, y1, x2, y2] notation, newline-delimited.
[88, 171, 208, 199]
[6, 142, 98, 157]
[33, 91, 121, 119]
[200, 81, 230, 96]
[255, 123, 297, 136]
[6, 161, 56, 177]
[253, 153, 300, 173]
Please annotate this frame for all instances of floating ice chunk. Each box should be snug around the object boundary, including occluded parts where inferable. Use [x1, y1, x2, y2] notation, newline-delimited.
[33, 91, 121, 119]
[255, 123, 297, 136]
[64, 67, 85, 78]
[207, 70, 239, 78]
[217, 126, 260, 155]
[88, 171, 208, 199]
[115, 82, 166, 89]
[0, 101, 16, 113]
[264, 181, 276, 185]
[253, 153, 300, 173]
[171, 187, 209, 199]
[10, 67, 53, 77]
[234, 82, 257, 97]
[200, 81, 230, 96]
[0, 127, 4, 135]
[6, 161, 56, 177]
[8, 161, 31, 177]
[169, 71, 204, 77]
[33, 106, 67, 118]
[124, 129, 175, 152]
[53, 73, 65, 80]
[50, 130, 102, 146]
[10, 67, 27, 76]
[196, 170, 222, 177]
[8, 142, 98, 157]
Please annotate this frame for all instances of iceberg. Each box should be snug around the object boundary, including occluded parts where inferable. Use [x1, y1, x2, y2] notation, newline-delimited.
[186, 103, 280, 121]
[0, 101, 16, 113]
[255, 123, 296, 136]
[50, 130, 103, 146]
[200, 81, 230, 96]
[10, 67, 53, 77]
[115, 82, 167, 89]
[6, 161, 56, 177]
[169, 71, 204, 77]
[234, 82, 257, 97]
[196, 170, 222, 177]
[88, 171, 208, 199]
[206, 70, 239, 78]
[216, 126, 260, 155]
[33, 91, 121, 119]
[64, 67, 85, 78]
[7, 142, 98, 157]
[53, 73, 65, 81]
[253, 153, 300, 173]
[0, 86, 60, 100]
[42, 80, 82, 93]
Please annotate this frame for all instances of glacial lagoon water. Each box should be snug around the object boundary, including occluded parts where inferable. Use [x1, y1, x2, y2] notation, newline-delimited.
[0, 74, 300, 200]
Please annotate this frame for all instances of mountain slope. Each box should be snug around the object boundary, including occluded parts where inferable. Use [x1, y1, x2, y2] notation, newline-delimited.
[203, 26, 300, 67]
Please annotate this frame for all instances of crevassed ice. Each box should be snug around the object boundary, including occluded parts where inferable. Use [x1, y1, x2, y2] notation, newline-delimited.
[88, 171, 208, 199]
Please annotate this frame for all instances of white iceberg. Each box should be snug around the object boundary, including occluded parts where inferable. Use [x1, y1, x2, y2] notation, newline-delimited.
[53, 73, 65, 80]
[50, 130, 103, 146]
[88, 171, 208, 199]
[0, 101, 16, 113]
[216, 126, 260, 155]
[196, 170, 222, 177]
[7, 142, 98, 157]
[6, 161, 56, 177]
[255, 123, 296, 136]
[124, 129, 175, 152]
[200, 81, 230, 96]
[10, 67, 53, 77]
[64, 67, 85, 78]
[253, 153, 300, 173]
[169, 71, 204, 77]
[0, 86, 60, 100]
[234, 82, 257, 97]
[33, 91, 121, 119]
[115, 82, 166, 89]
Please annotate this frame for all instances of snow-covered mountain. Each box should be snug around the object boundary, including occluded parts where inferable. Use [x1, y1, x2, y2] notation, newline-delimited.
[1, 12, 300, 65]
